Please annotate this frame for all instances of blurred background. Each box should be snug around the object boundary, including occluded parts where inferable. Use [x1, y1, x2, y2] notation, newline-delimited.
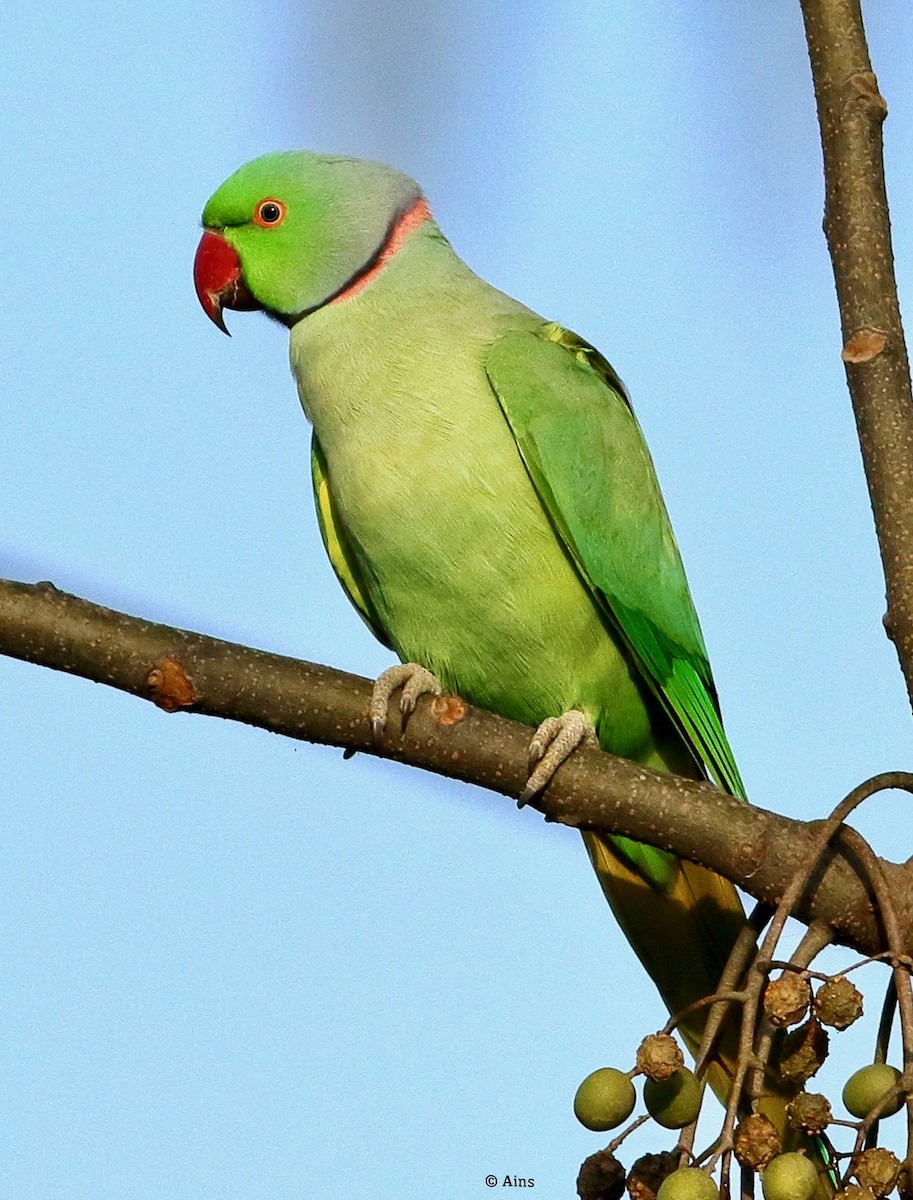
[2, 2, 912, 1196]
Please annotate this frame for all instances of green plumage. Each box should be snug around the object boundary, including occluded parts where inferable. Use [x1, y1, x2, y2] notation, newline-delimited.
[203, 150, 747, 1077]
[200, 151, 838, 1195]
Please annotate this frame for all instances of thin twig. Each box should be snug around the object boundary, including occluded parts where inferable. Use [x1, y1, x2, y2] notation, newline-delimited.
[690, 906, 770, 1087]
[605, 1113, 650, 1155]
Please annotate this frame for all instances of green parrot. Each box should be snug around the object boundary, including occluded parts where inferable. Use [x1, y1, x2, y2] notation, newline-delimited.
[193, 150, 747, 1091]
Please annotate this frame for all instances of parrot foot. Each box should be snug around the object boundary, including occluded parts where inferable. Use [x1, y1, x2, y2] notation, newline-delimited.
[369, 663, 443, 742]
[518, 710, 598, 807]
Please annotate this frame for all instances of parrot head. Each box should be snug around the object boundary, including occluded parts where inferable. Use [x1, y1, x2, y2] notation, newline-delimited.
[194, 151, 424, 333]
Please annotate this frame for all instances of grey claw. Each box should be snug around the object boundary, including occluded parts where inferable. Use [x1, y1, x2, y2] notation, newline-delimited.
[520, 710, 598, 805]
[517, 785, 538, 809]
[369, 663, 443, 742]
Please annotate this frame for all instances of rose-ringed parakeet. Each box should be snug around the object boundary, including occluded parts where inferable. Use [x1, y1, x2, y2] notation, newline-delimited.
[193, 150, 748, 1080]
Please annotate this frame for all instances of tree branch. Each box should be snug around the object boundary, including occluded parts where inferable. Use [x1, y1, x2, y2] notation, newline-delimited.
[800, 0, 913, 709]
[2, 576, 910, 958]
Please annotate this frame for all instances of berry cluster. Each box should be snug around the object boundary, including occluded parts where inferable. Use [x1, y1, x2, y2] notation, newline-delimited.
[572, 773, 913, 1198]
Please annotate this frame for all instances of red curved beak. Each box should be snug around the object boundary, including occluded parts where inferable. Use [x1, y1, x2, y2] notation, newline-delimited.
[193, 230, 258, 335]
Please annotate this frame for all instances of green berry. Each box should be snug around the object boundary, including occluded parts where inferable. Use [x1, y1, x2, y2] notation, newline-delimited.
[573, 1067, 636, 1132]
[761, 1152, 818, 1200]
[643, 1068, 702, 1129]
[656, 1166, 720, 1199]
[842, 1063, 903, 1118]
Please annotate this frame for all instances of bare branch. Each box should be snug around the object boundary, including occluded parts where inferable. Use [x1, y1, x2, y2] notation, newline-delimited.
[800, 0, 913, 709]
[2, 576, 912, 958]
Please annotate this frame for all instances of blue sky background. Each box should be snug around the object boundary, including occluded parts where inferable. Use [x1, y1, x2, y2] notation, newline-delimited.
[2, 3, 913, 1196]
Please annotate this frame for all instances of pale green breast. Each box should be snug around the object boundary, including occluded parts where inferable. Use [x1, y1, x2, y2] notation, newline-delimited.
[290, 226, 658, 758]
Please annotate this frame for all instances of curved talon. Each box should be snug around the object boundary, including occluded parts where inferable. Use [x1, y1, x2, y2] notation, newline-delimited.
[518, 709, 598, 807]
[400, 667, 442, 718]
[369, 663, 443, 743]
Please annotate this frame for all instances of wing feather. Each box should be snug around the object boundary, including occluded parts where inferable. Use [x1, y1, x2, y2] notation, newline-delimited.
[486, 326, 745, 800]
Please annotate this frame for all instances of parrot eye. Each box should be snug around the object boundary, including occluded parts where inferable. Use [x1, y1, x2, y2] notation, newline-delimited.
[254, 198, 286, 227]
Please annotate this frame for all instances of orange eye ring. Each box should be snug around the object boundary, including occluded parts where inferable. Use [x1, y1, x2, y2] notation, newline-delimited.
[254, 198, 287, 227]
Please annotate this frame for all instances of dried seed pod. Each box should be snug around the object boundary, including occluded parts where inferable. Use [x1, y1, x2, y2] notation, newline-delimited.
[777, 1018, 829, 1085]
[896, 1165, 913, 1199]
[764, 973, 811, 1027]
[852, 1147, 901, 1196]
[733, 1112, 781, 1170]
[835, 1187, 876, 1200]
[786, 1091, 832, 1135]
[626, 1151, 678, 1200]
[814, 975, 863, 1030]
[636, 1034, 685, 1082]
[577, 1148, 626, 1200]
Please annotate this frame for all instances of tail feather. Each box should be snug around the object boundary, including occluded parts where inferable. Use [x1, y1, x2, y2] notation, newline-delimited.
[583, 829, 746, 1074]
[583, 830, 836, 1196]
